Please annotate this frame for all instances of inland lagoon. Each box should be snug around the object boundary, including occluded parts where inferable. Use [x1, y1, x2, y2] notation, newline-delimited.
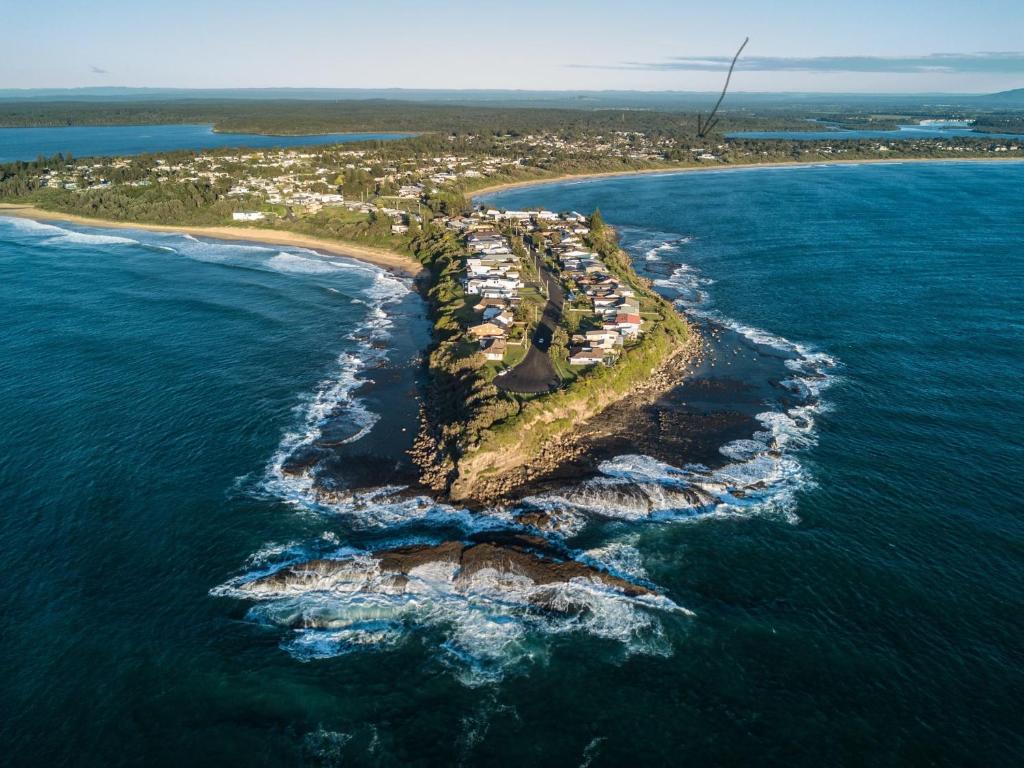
[0, 124, 414, 163]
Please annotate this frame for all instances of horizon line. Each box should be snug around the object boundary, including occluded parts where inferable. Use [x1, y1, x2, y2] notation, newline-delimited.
[0, 85, 1020, 97]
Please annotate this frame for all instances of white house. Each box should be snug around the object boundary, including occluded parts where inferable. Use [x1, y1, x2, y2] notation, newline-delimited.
[569, 348, 605, 366]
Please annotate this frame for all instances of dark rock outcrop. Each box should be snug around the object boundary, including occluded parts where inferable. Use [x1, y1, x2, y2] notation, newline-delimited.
[241, 534, 654, 604]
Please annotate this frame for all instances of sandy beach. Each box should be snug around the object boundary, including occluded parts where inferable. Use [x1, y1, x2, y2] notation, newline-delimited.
[0, 204, 426, 278]
[3, 157, 1019, 278]
[468, 156, 1024, 198]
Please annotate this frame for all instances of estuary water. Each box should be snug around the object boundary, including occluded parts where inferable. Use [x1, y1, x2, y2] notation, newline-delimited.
[726, 124, 1024, 141]
[2, 160, 1023, 766]
[0, 124, 414, 163]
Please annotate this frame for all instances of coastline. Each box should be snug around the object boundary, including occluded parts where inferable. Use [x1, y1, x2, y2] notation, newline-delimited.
[0, 204, 425, 278]
[469, 156, 1024, 199]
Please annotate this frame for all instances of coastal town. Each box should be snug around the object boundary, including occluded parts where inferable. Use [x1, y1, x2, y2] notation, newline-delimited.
[12, 125, 1021, 387]
[10, 127, 1023, 239]
[453, 208, 644, 378]
[3, 130, 704, 383]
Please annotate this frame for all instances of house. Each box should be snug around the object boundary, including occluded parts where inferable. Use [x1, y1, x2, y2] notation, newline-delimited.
[585, 330, 621, 350]
[465, 276, 521, 297]
[610, 313, 643, 338]
[483, 338, 507, 361]
[468, 322, 506, 341]
[491, 310, 515, 329]
[569, 348, 605, 366]
[617, 298, 641, 315]
[474, 297, 511, 313]
[232, 211, 265, 222]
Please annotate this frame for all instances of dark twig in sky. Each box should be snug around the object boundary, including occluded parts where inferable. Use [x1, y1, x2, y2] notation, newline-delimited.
[697, 37, 749, 138]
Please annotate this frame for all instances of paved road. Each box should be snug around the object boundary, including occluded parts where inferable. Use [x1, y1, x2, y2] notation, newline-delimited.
[496, 255, 564, 394]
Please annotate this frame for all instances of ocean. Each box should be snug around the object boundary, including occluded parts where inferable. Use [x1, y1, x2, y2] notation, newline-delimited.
[0, 125, 414, 163]
[1, 161, 1022, 766]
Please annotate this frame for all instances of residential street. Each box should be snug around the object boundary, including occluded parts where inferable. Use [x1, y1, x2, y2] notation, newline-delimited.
[496, 258, 564, 394]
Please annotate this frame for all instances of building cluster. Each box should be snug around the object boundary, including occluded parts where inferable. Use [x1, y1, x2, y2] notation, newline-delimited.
[501, 131, 679, 165]
[544, 215, 644, 366]
[31, 129, 1024, 236]
[462, 229, 522, 362]
[452, 207, 647, 368]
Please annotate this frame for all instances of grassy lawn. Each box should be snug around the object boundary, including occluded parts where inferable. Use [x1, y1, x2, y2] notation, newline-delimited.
[503, 341, 528, 369]
[453, 293, 480, 326]
[551, 347, 579, 385]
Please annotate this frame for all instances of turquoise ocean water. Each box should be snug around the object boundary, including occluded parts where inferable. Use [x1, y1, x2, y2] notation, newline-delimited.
[1, 161, 1022, 765]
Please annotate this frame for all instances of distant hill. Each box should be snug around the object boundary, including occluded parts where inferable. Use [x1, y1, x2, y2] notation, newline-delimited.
[0, 87, 1011, 112]
[988, 88, 1024, 104]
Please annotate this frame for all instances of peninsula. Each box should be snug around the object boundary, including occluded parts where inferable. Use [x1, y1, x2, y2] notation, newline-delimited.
[2, 119, 1022, 500]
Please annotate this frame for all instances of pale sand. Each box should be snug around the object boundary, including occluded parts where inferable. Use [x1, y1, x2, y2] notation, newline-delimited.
[469, 156, 1024, 198]
[0, 204, 425, 278]
[3, 157, 1019, 274]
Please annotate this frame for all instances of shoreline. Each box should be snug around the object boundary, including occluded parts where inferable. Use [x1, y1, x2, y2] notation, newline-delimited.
[469, 156, 1024, 199]
[0, 204, 425, 278]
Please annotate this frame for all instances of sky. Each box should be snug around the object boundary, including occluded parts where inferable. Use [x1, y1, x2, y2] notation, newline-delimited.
[3, 0, 1023, 93]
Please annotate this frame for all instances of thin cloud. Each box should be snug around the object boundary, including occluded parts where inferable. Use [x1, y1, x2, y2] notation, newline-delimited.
[574, 52, 1024, 75]
[90, 65, 109, 75]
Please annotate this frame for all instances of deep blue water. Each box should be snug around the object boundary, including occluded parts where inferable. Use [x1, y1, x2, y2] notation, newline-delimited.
[0, 124, 414, 162]
[2, 161, 1024, 766]
[727, 124, 1024, 140]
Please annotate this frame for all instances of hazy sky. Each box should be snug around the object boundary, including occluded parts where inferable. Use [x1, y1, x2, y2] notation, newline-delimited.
[4, 0, 1023, 92]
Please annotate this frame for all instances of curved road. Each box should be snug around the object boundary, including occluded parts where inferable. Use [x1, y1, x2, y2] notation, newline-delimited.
[496, 258, 564, 394]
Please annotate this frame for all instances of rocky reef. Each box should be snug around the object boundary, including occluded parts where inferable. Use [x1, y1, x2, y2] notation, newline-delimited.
[239, 532, 656, 611]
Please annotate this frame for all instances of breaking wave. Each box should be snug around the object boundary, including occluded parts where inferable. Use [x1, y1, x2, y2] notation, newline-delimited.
[266, 251, 347, 275]
[214, 543, 689, 686]
[0, 216, 141, 246]
[259, 269, 412, 518]
[623, 231, 837, 526]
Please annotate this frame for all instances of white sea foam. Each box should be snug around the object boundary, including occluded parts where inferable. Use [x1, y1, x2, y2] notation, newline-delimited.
[580, 541, 650, 582]
[517, 338, 833, 526]
[584, 378, 827, 525]
[51, 230, 139, 246]
[643, 239, 690, 261]
[653, 263, 714, 307]
[521, 441, 807, 527]
[251, 262, 451, 533]
[0, 216, 140, 246]
[283, 622, 406, 660]
[621, 228, 694, 263]
[629, 240, 840, 529]
[267, 251, 346, 275]
[218, 547, 690, 685]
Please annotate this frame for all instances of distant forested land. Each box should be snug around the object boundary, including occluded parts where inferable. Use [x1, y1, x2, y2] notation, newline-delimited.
[3, 89, 1023, 137]
[0, 99, 828, 136]
[972, 112, 1024, 134]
